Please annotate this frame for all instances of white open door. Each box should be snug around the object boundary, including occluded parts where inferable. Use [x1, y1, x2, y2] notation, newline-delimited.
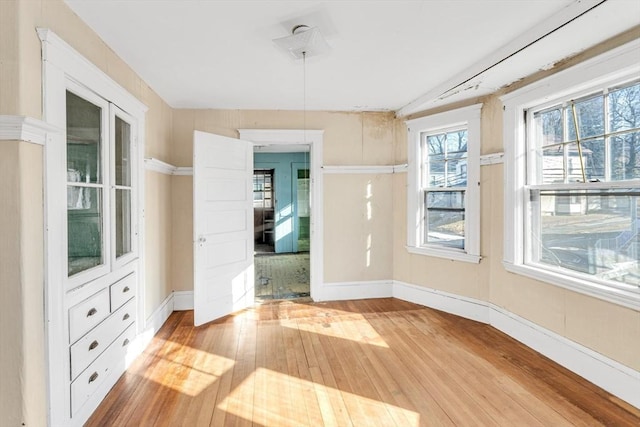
[193, 130, 254, 326]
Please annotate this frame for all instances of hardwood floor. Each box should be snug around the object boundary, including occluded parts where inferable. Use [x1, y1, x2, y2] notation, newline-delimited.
[86, 298, 640, 426]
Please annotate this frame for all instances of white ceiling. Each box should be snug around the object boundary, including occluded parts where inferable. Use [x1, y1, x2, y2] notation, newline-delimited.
[64, 0, 640, 115]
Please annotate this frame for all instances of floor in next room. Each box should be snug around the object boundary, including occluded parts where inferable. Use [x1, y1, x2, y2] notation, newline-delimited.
[254, 252, 310, 301]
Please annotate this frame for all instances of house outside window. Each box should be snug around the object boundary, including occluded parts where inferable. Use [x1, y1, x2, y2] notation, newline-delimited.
[406, 104, 482, 263]
[502, 40, 640, 308]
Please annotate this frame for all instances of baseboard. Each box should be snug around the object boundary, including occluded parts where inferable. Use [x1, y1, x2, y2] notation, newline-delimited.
[319, 280, 393, 302]
[392, 280, 640, 409]
[393, 280, 489, 323]
[173, 290, 194, 310]
[144, 292, 175, 335]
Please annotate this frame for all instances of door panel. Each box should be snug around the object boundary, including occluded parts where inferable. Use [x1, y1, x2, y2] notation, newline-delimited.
[193, 131, 254, 326]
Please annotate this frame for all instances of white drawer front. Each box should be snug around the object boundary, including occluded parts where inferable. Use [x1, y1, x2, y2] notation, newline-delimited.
[69, 288, 110, 343]
[70, 298, 136, 380]
[110, 273, 136, 311]
[71, 323, 136, 416]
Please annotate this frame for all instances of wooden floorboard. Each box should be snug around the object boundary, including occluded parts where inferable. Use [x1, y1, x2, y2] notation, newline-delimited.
[86, 298, 640, 427]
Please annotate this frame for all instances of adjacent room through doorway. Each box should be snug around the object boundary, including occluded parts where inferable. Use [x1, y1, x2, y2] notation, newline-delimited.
[253, 148, 311, 301]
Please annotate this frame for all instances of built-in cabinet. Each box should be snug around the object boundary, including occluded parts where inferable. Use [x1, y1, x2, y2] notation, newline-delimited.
[39, 29, 147, 426]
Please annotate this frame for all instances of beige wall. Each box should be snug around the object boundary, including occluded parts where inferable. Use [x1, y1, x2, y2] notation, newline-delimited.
[0, 141, 46, 426]
[171, 109, 396, 289]
[0, 141, 27, 426]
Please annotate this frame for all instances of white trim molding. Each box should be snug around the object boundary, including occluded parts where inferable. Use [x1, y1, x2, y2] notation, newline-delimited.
[323, 165, 395, 174]
[144, 158, 194, 176]
[392, 280, 640, 409]
[479, 152, 504, 166]
[0, 115, 61, 145]
[174, 167, 193, 176]
[144, 158, 176, 174]
[319, 280, 393, 302]
[322, 164, 409, 174]
[173, 291, 194, 311]
[144, 292, 175, 335]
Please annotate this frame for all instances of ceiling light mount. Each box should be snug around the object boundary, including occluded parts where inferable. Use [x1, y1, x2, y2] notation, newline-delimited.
[273, 24, 330, 60]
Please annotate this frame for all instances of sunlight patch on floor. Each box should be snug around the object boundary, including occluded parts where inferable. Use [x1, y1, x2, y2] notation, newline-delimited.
[283, 315, 390, 348]
[219, 368, 420, 426]
[140, 343, 236, 396]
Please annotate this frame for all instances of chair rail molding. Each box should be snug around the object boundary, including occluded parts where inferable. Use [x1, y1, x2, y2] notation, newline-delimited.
[0, 115, 61, 145]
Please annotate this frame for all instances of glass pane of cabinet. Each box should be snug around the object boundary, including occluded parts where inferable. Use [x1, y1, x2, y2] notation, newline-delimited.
[115, 116, 131, 186]
[114, 114, 133, 259]
[66, 91, 102, 184]
[66, 91, 104, 276]
[67, 188, 103, 276]
[115, 189, 131, 258]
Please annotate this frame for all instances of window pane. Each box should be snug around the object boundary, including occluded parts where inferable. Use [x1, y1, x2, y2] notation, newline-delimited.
[68, 187, 103, 276]
[611, 131, 640, 181]
[428, 155, 445, 187]
[541, 144, 565, 184]
[581, 139, 605, 181]
[66, 91, 101, 184]
[425, 191, 465, 249]
[447, 158, 468, 187]
[609, 82, 640, 133]
[445, 130, 467, 154]
[567, 95, 604, 141]
[115, 189, 132, 258]
[532, 189, 639, 288]
[535, 108, 563, 146]
[427, 135, 445, 155]
[115, 116, 131, 186]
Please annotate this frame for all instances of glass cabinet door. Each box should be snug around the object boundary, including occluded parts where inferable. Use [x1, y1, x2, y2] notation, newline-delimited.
[66, 90, 107, 277]
[65, 88, 138, 284]
[113, 110, 134, 261]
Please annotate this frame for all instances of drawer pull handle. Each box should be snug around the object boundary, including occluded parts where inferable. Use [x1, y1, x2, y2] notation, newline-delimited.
[88, 372, 99, 384]
[87, 308, 98, 317]
[89, 340, 99, 351]
[122, 338, 130, 347]
[122, 286, 130, 293]
[123, 313, 130, 321]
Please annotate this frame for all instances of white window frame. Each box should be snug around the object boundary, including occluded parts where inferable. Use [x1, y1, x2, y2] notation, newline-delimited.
[501, 39, 640, 310]
[406, 104, 482, 263]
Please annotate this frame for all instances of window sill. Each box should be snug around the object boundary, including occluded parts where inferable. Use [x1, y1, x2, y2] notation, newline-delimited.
[502, 261, 640, 310]
[407, 245, 481, 264]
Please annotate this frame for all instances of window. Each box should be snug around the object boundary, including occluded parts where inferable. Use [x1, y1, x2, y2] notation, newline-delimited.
[406, 104, 482, 263]
[502, 39, 640, 308]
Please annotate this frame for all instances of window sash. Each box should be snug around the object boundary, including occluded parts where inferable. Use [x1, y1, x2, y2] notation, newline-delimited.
[525, 186, 639, 293]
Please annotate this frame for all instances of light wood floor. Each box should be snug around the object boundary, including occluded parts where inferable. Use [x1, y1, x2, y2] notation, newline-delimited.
[86, 298, 640, 426]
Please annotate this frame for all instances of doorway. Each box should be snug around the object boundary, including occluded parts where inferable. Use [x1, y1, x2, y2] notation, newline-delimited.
[253, 150, 311, 301]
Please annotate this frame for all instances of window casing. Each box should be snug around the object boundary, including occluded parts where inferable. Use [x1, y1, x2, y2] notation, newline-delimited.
[406, 104, 482, 263]
[502, 39, 640, 308]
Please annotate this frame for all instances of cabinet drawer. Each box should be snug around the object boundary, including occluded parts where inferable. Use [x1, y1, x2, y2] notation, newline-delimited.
[110, 273, 136, 311]
[71, 323, 136, 416]
[69, 288, 110, 343]
[70, 298, 136, 380]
